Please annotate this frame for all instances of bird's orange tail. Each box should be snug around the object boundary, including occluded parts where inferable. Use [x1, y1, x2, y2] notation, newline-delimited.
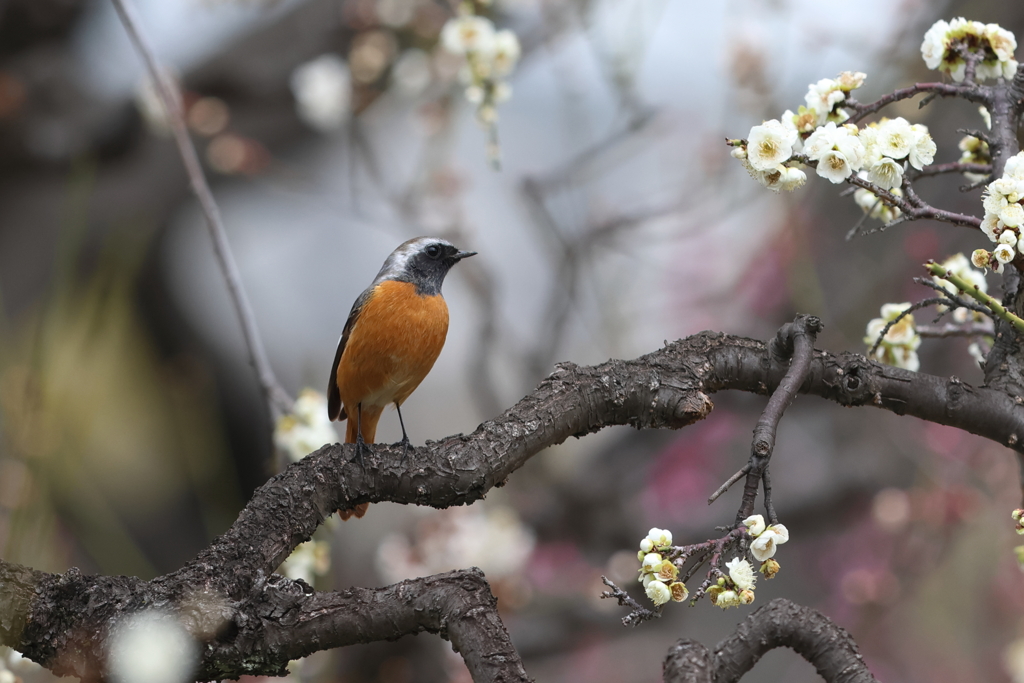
[338, 404, 384, 520]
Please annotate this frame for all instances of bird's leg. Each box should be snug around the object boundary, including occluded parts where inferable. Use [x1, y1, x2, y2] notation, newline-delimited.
[352, 403, 367, 470]
[395, 401, 411, 465]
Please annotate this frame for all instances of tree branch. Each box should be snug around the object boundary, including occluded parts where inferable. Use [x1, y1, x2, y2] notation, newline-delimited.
[844, 81, 991, 123]
[662, 599, 878, 683]
[110, 0, 293, 421]
[737, 315, 821, 523]
[5, 331, 1024, 679]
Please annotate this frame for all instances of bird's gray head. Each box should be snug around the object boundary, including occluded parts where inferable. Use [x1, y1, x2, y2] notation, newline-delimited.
[373, 237, 477, 296]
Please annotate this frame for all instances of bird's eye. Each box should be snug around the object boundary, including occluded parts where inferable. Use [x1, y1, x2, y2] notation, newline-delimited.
[426, 244, 441, 258]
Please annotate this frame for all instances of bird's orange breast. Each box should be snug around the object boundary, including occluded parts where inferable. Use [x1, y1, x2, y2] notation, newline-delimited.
[336, 280, 450, 411]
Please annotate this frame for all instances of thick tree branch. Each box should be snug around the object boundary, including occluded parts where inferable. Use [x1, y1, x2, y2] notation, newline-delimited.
[662, 599, 878, 683]
[5, 331, 1024, 679]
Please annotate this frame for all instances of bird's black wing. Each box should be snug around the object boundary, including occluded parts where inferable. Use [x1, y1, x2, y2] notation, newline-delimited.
[327, 285, 376, 421]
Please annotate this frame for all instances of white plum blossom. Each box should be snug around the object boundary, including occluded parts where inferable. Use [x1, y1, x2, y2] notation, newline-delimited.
[715, 590, 741, 608]
[908, 124, 937, 169]
[441, 15, 496, 55]
[750, 531, 781, 562]
[646, 579, 672, 606]
[725, 557, 757, 591]
[743, 514, 766, 537]
[646, 528, 673, 549]
[981, 152, 1024, 257]
[289, 55, 352, 132]
[641, 552, 662, 572]
[779, 166, 807, 192]
[490, 30, 521, 78]
[995, 243, 1016, 264]
[804, 122, 865, 183]
[867, 157, 904, 190]
[920, 18, 1018, 82]
[747, 119, 798, 172]
[876, 117, 914, 159]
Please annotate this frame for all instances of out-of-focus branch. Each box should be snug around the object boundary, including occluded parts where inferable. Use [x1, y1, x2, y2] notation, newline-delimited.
[662, 599, 879, 683]
[110, 0, 293, 421]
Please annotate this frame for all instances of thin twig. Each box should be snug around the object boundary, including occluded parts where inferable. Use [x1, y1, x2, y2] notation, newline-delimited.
[110, 0, 293, 421]
[911, 161, 992, 179]
[917, 321, 994, 338]
[844, 81, 991, 123]
[866, 298, 944, 357]
[708, 465, 750, 504]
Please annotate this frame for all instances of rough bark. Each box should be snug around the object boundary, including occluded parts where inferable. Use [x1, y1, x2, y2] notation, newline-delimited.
[662, 599, 877, 683]
[3, 331, 1024, 680]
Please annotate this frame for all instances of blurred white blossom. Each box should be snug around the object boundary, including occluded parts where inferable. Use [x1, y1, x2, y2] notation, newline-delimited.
[289, 54, 352, 132]
[375, 506, 534, 583]
[108, 611, 197, 683]
[274, 389, 337, 462]
[280, 540, 331, 584]
[865, 303, 921, 371]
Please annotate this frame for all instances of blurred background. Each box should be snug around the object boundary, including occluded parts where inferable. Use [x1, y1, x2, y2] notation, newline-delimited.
[2, 0, 1024, 681]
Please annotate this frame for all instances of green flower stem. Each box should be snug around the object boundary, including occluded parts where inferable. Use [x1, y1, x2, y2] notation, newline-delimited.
[926, 261, 1024, 334]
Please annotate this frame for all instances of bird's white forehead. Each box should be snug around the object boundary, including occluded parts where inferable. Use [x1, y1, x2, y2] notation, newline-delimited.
[374, 236, 454, 282]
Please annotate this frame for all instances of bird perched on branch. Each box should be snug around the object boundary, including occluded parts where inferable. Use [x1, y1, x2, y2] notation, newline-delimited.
[328, 237, 476, 519]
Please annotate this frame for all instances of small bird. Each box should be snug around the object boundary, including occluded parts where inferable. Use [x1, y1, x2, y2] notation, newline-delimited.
[328, 237, 476, 519]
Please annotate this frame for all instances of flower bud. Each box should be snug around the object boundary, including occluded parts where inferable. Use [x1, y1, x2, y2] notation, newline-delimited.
[739, 589, 756, 605]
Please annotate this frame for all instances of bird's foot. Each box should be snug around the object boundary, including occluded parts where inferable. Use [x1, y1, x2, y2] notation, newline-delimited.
[398, 435, 412, 466]
[350, 435, 368, 470]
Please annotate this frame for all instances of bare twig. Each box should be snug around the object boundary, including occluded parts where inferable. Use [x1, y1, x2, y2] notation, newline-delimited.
[600, 576, 661, 627]
[917, 321, 995, 338]
[110, 0, 293, 421]
[844, 81, 991, 123]
[911, 161, 992, 179]
[708, 465, 750, 504]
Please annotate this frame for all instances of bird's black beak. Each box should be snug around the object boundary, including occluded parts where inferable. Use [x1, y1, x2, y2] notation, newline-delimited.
[453, 250, 477, 262]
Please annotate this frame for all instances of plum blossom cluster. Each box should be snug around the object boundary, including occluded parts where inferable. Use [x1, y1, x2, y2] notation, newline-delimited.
[440, 7, 521, 125]
[707, 557, 757, 609]
[708, 515, 788, 609]
[921, 18, 1018, 82]
[973, 152, 1024, 274]
[732, 74, 936, 203]
[864, 303, 922, 371]
[635, 518, 789, 610]
[743, 514, 788, 566]
[636, 527, 688, 607]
